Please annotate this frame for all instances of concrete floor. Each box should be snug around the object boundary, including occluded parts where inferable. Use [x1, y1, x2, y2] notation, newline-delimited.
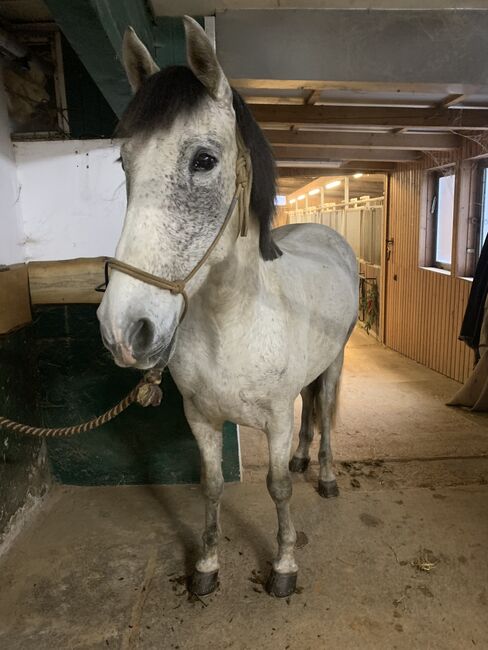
[1, 329, 488, 649]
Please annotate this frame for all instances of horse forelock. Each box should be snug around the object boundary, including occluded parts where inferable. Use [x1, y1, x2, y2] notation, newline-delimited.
[116, 65, 281, 262]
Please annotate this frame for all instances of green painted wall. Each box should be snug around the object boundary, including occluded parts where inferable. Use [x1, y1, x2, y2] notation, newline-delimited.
[34, 306, 240, 486]
[57, 14, 203, 138]
[152, 17, 190, 67]
[0, 328, 51, 545]
[46, 0, 203, 121]
[61, 34, 118, 139]
[45, 0, 139, 117]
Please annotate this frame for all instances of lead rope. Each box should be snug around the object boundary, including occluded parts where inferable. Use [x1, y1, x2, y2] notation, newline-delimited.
[0, 369, 163, 438]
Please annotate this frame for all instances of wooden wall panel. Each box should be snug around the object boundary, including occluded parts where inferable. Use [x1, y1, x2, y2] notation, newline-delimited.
[0, 264, 32, 334]
[385, 140, 483, 383]
[28, 258, 105, 305]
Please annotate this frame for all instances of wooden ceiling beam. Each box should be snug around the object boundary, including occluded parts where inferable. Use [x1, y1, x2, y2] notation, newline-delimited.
[341, 161, 395, 171]
[280, 173, 386, 197]
[243, 95, 485, 110]
[243, 96, 304, 105]
[313, 99, 434, 108]
[264, 130, 460, 151]
[252, 105, 488, 130]
[277, 162, 396, 176]
[273, 146, 421, 162]
[232, 79, 488, 95]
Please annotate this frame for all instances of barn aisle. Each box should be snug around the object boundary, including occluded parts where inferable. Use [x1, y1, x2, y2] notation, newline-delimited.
[0, 330, 488, 649]
[240, 326, 488, 474]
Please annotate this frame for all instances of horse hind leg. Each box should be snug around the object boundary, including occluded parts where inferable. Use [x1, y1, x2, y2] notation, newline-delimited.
[289, 379, 320, 473]
[316, 349, 344, 499]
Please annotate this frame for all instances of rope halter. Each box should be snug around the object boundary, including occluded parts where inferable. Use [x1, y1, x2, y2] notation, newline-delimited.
[98, 128, 252, 322]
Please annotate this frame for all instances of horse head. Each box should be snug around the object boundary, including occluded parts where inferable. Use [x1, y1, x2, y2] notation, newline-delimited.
[98, 17, 278, 370]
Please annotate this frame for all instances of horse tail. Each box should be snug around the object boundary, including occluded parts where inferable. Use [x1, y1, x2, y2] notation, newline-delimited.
[328, 320, 354, 426]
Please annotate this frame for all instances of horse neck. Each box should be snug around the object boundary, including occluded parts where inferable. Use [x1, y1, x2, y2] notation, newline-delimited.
[196, 215, 263, 320]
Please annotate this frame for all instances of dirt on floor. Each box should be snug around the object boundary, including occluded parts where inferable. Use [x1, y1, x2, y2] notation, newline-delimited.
[0, 473, 487, 650]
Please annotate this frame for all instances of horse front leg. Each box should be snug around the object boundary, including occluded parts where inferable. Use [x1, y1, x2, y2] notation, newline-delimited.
[265, 407, 298, 598]
[184, 401, 224, 596]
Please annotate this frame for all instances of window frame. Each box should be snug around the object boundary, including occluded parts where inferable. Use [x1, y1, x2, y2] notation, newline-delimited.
[420, 157, 488, 280]
[419, 163, 456, 272]
[476, 159, 488, 260]
[431, 169, 456, 272]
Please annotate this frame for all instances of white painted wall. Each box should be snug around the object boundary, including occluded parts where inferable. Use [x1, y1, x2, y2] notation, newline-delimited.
[13, 139, 126, 261]
[0, 67, 24, 265]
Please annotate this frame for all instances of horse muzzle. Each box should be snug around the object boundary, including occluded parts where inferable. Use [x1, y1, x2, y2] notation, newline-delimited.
[99, 316, 176, 370]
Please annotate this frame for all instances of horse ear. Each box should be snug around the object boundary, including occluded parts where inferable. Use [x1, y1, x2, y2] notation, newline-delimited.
[122, 27, 159, 93]
[183, 16, 231, 104]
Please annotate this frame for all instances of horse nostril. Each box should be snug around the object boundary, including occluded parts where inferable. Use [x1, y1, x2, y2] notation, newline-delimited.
[129, 318, 155, 354]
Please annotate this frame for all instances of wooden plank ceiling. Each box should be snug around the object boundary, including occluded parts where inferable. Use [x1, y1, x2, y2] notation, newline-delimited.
[232, 79, 488, 195]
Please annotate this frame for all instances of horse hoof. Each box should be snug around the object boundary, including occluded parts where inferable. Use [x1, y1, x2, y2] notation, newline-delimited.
[265, 570, 297, 598]
[190, 569, 219, 596]
[318, 479, 340, 498]
[289, 456, 310, 473]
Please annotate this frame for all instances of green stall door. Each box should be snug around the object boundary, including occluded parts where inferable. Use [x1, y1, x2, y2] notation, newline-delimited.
[34, 305, 240, 486]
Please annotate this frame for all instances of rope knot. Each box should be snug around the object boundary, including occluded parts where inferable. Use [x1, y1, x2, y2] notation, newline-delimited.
[136, 369, 163, 408]
[169, 281, 185, 295]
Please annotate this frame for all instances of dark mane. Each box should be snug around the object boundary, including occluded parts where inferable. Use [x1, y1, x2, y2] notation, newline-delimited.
[231, 89, 281, 261]
[116, 66, 281, 261]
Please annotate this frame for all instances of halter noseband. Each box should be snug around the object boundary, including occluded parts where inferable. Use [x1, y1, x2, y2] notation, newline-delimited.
[97, 130, 252, 322]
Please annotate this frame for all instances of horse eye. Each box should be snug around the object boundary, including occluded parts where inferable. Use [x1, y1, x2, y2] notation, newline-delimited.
[191, 152, 218, 172]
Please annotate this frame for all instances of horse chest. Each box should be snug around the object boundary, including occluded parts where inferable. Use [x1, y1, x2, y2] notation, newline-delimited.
[170, 326, 289, 427]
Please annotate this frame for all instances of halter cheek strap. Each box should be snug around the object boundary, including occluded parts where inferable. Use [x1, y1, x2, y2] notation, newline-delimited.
[96, 129, 252, 323]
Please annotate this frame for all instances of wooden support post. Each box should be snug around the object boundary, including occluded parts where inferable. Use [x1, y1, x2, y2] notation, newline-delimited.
[379, 174, 389, 344]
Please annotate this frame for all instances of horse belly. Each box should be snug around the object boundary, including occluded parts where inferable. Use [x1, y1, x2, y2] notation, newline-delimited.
[280, 262, 358, 386]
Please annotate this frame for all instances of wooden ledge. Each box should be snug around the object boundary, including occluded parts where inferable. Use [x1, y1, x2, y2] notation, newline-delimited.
[28, 257, 106, 305]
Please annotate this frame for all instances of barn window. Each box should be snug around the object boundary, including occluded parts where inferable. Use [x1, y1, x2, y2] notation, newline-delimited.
[477, 161, 488, 257]
[419, 165, 457, 272]
[432, 170, 456, 270]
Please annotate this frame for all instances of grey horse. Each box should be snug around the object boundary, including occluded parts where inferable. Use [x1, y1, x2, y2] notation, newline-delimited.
[97, 17, 358, 598]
